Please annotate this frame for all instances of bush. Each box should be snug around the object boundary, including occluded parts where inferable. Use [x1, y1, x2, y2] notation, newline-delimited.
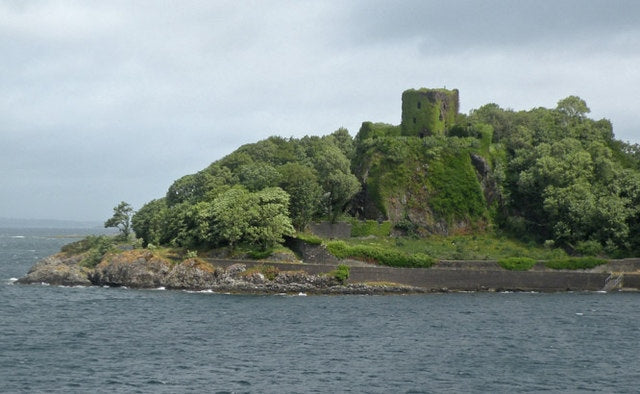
[242, 265, 280, 281]
[351, 220, 392, 237]
[76, 236, 117, 268]
[61, 235, 106, 255]
[326, 241, 349, 258]
[498, 257, 537, 271]
[295, 233, 323, 245]
[248, 248, 274, 259]
[326, 241, 435, 268]
[60, 235, 120, 268]
[260, 265, 280, 281]
[332, 264, 350, 284]
[544, 257, 607, 270]
[394, 219, 419, 237]
[575, 240, 603, 256]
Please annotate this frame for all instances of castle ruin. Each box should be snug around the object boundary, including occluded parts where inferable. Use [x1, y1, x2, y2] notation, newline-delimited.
[400, 88, 459, 137]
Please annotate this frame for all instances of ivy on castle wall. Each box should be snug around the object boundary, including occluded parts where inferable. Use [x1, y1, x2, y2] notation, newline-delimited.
[353, 133, 488, 228]
[400, 88, 459, 137]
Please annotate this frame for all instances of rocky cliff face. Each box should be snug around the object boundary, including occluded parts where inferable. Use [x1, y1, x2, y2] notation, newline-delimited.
[470, 153, 502, 207]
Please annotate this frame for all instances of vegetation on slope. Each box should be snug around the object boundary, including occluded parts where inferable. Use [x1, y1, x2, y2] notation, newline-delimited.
[132, 130, 359, 251]
[118, 89, 640, 261]
[468, 96, 640, 256]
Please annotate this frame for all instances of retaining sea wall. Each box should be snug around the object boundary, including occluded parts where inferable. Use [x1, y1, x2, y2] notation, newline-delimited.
[348, 266, 609, 292]
[204, 258, 639, 292]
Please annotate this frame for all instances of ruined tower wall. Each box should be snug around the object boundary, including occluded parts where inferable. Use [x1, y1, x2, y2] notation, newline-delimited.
[400, 88, 459, 137]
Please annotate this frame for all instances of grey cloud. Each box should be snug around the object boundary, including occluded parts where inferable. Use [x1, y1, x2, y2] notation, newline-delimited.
[1, 1, 638, 221]
[347, 0, 640, 53]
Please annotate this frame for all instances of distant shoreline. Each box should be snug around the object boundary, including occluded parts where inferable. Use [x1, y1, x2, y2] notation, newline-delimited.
[0, 218, 103, 229]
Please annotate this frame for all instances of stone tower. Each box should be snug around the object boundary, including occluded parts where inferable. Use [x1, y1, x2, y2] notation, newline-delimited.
[400, 88, 459, 137]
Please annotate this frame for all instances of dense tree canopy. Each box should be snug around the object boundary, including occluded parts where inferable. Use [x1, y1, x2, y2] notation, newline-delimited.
[467, 96, 640, 255]
[130, 94, 640, 257]
[133, 132, 359, 249]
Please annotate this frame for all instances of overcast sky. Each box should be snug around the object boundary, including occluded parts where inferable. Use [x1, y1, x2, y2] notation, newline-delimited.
[2, 0, 639, 222]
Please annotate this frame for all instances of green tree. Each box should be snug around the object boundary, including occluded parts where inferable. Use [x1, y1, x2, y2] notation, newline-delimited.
[246, 187, 295, 249]
[237, 163, 280, 191]
[164, 202, 205, 248]
[328, 127, 355, 160]
[468, 103, 515, 142]
[166, 166, 233, 207]
[105, 201, 134, 238]
[210, 186, 294, 249]
[306, 142, 361, 221]
[324, 170, 361, 221]
[131, 198, 168, 246]
[278, 162, 323, 230]
[166, 173, 203, 206]
[211, 186, 252, 248]
[556, 96, 590, 119]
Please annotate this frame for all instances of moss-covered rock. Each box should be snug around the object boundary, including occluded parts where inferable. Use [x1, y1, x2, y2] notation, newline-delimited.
[353, 134, 490, 234]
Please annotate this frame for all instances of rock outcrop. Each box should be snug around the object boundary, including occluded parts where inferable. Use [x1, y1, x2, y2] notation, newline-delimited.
[89, 250, 171, 288]
[18, 250, 423, 294]
[18, 253, 92, 286]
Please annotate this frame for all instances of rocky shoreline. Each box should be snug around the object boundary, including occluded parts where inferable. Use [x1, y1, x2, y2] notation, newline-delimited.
[17, 250, 424, 295]
[18, 247, 640, 294]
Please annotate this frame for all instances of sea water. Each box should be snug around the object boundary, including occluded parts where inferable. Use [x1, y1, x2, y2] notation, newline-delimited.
[1, 228, 639, 393]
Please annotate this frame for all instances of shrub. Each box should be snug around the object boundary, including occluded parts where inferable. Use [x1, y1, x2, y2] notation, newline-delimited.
[59, 235, 120, 268]
[77, 236, 116, 268]
[248, 248, 274, 259]
[326, 241, 435, 268]
[326, 240, 349, 257]
[394, 219, 420, 238]
[544, 257, 607, 270]
[350, 220, 392, 237]
[61, 235, 106, 255]
[575, 240, 603, 256]
[261, 265, 280, 281]
[332, 264, 350, 284]
[242, 265, 280, 281]
[498, 257, 537, 271]
[295, 233, 323, 245]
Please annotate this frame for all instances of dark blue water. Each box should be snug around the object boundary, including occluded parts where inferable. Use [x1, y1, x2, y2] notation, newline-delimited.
[2, 228, 640, 393]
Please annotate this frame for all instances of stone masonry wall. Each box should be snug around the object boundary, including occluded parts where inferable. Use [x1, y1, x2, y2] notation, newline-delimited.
[204, 258, 624, 292]
[308, 222, 352, 239]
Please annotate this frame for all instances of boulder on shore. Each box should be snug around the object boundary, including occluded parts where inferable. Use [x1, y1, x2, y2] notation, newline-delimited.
[17, 253, 92, 287]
